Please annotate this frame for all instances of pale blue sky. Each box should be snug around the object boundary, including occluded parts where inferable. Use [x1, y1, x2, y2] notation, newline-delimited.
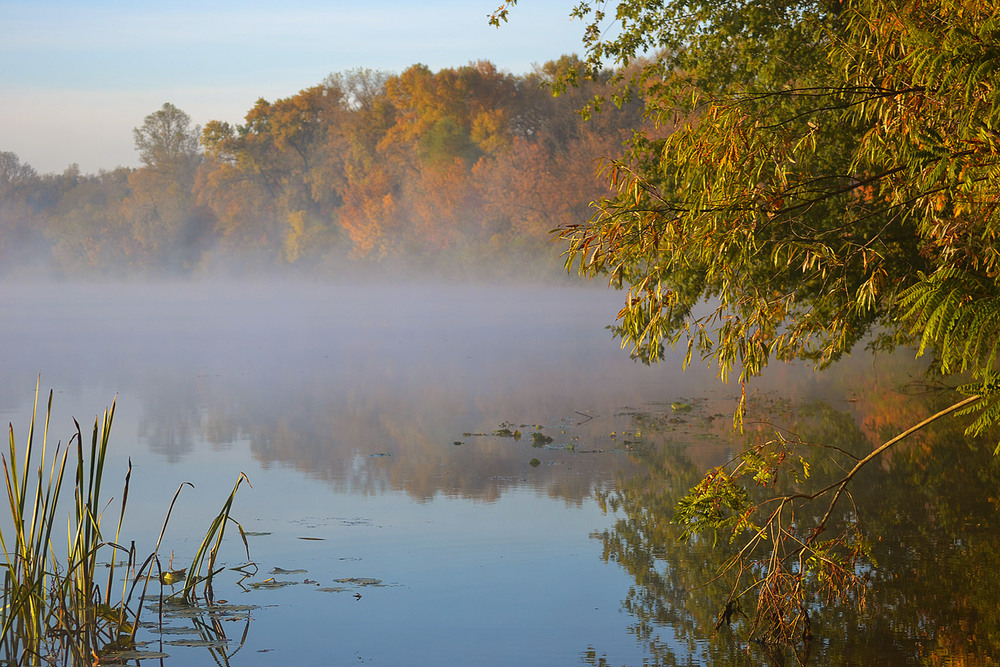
[0, 1, 589, 174]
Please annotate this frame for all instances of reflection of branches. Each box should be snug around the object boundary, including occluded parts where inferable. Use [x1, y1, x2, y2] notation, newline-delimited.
[677, 393, 981, 652]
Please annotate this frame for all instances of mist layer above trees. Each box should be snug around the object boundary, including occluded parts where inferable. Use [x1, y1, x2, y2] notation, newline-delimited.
[0, 58, 646, 280]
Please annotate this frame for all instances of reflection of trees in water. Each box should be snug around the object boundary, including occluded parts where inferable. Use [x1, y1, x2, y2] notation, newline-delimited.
[235, 383, 642, 502]
[855, 411, 1000, 664]
[590, 368, 1000, 665]
[137, 373, 208, 463]
[145, 365, 648, 503]
[591, 436, 747, 666]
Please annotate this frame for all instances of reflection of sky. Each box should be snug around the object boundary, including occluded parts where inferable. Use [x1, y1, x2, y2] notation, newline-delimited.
[99, 438, 669, 665]
[186, 490, 661, 666]
[91, 431, 667, 665]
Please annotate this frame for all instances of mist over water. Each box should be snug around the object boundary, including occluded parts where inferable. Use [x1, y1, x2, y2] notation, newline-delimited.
[2, 280, 701, 477]
[0, 278, 883, 535]
[2, 280, 949, 665]
[2, 280, 710, 664]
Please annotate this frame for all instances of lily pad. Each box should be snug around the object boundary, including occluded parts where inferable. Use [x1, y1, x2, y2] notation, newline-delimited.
[145, 601, 258, 619]
[531, 432, 553, 446]
[333, 577, 382, 586]
[166, 639, 229, 648]
[208, 604, 258, 613]
[145, 604, 204, 618]
[250, 579, 298, 590]
[100, 650, 171, 662]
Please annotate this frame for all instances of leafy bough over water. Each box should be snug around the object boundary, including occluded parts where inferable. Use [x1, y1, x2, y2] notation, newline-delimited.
[492, 0, 1000, 655]
[672, 393, 981, 654]
[0, 382, 253, 664]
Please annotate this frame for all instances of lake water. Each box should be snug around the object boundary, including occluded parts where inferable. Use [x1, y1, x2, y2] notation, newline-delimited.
[1, 281, 997, 665]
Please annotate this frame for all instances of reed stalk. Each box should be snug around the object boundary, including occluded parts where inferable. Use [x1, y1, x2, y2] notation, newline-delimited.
[181, 472, 251, 603]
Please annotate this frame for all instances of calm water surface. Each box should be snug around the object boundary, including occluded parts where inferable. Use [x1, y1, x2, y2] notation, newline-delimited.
[1, 282, 997, 665]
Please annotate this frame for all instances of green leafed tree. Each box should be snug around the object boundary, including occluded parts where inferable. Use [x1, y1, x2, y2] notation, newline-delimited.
[495, 0, 1000, 414]
[496, 0, 1000, 653]
[127, 103, 212, 270]
[133, 103, 201, 176]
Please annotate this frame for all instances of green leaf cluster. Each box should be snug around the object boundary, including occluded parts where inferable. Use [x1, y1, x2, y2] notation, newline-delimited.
[674, 468, 750, 544]
[674, 437, 810, 542]
[899, 267, 1000, 444]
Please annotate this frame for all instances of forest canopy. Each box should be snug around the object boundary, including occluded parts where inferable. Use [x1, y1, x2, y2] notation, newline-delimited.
[0, 58, 644, 280]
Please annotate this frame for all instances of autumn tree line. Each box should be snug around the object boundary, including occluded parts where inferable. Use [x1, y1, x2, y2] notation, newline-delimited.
[0, 57, 644, 279]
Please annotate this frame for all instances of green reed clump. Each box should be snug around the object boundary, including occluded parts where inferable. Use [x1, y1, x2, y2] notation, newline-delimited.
[0, 388, 71, 659]
[0, 385, 252, 664]
[0, 387, 128, 663]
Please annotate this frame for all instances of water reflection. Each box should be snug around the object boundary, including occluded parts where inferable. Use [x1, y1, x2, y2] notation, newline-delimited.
[590, 353, 1000, 665]
[1, 282, 710, 503]
[3, 282, 995, 664]
[6, 282, 685, 665]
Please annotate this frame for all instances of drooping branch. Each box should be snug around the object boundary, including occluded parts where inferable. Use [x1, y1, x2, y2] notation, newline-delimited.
[805, 393, 982, 536]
